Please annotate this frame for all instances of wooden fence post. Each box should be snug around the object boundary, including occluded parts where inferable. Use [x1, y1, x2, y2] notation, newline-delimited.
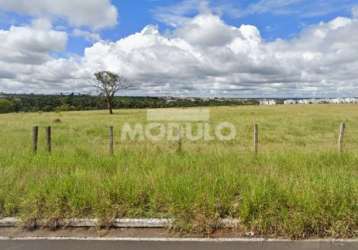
[338, 122, 346, 153]
[46, 126, 52, 153]
[109, 126, 114, 155]
[254, 124, 258, 154]
[32, 126, 39, 154]
[177, 125, 183, 153]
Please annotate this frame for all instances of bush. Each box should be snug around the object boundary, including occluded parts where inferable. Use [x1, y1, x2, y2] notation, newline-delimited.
[0, 99, 15, 113]
[55, 104, 76, 112]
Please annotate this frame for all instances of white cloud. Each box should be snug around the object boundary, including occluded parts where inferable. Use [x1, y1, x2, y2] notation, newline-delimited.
[0, 19, 67, 65]
[175, 14, 242, 47]
[154, 0, 357, 23]
[353, 6, 358, 19]
[72, 29, 102, 42]
[245, 0, 305, 15]
[244, 0, 358, 18]
[153, 0, 241, 27]
[76, 14, 358, 97]
[0, 0, 118, 30]
[1, 13, 358, 97]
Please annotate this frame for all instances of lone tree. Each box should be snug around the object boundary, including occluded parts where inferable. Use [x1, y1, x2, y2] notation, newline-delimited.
[94, 71, 126, 114]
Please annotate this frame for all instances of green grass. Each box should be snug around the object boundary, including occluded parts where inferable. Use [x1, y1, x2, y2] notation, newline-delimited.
[0, 105, 357, 238]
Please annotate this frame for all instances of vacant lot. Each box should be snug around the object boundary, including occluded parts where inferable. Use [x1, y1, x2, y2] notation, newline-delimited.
[0, 105, 357, 238]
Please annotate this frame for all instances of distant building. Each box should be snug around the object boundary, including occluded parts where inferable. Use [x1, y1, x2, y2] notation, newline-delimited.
[284, 99, 297, 104]
[259, 99, 277, 105]
[283, 98, 358, 105]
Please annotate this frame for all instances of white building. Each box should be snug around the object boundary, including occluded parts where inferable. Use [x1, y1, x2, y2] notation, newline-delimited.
[283, 98, 358, 105]
[259, 99, 277, 105]
[284, 99, 297, 104]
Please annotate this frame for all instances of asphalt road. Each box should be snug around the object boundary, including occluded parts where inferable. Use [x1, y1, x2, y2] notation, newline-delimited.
[0, 238, 357, 250]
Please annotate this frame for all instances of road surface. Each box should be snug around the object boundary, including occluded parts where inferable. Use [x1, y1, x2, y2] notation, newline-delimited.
[0, 238, 357, 250]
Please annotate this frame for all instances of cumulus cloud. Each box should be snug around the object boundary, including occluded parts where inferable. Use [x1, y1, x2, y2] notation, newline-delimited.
[0, 19, 74, 93]
[1, 12, 358, 97]
[75, 13, 358, 97]
[175, 14, 241, 47]
[72, 29, 102, 42]
[0, 0, 118, 30]
[0, 19, 67, 65]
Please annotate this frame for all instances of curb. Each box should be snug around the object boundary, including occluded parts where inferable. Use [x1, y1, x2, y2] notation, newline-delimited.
[0, 217, 240, 229]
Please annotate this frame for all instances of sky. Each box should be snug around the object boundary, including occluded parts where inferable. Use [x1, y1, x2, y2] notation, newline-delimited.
[0, 0, 358, 98]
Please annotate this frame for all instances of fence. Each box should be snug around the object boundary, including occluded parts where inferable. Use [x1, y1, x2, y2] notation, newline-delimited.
[31, 122, 347, 155]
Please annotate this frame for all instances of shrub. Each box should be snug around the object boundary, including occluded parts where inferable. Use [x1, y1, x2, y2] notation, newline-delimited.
[0, 99, 15, 113]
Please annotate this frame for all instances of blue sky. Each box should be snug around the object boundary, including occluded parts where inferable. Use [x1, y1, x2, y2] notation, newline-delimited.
[0, 0, 358, 97]
[117, 0, 353, 37]
[65, 0, 358, 55]
[2, 0, 355, 56]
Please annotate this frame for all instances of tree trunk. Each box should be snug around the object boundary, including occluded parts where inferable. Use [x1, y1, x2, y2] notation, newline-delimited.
[107, 97, 113, 114]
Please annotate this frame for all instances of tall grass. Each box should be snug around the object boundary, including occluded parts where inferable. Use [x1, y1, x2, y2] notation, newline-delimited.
[0, 105, 357, 238]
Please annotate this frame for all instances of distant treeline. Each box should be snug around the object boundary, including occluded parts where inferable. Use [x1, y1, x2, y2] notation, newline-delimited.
[0, 94, 260, 113]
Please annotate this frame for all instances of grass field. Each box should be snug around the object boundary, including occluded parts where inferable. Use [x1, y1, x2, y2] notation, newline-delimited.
[0, 105, 357, 238]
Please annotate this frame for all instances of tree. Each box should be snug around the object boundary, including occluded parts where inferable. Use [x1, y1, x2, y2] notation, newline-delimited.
[94, 71, 127, 114]
[0, 99, 15, 113]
